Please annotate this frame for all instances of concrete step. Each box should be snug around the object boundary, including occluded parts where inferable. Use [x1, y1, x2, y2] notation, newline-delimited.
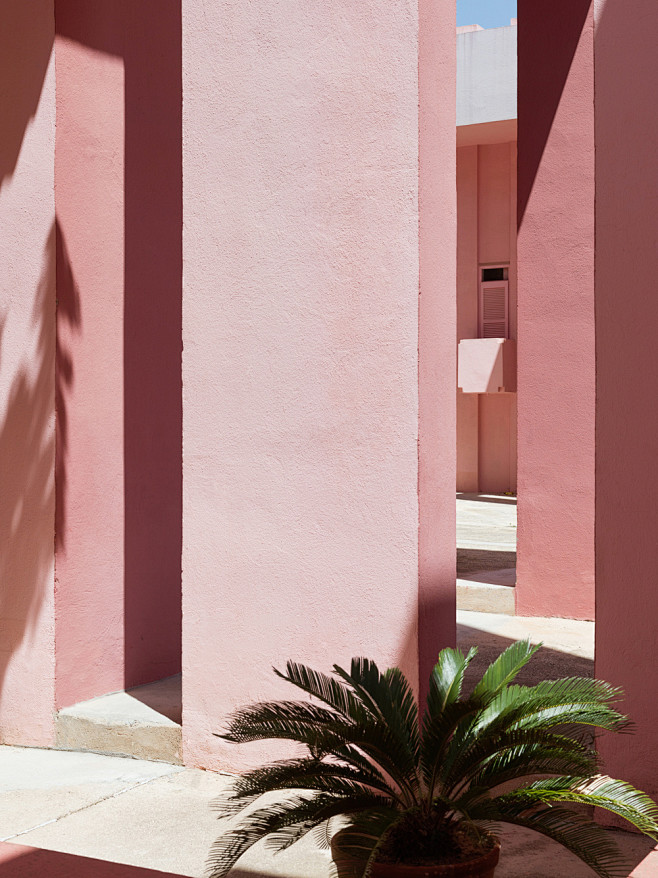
[457, 567, 516, 614]
[55, 675, 182, 765]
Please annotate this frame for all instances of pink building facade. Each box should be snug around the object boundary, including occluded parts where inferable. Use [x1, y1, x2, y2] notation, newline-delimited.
[2, 0, 658, 820]
[457, 23, 517, 495]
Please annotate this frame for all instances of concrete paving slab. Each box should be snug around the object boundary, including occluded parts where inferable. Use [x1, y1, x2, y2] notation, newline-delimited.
[456, 494, 517, 551]
[0, 747, 180, 842]
[56, 684, 182, 764]
[13, 768, 232, 877]
[457, 578, 516, 614]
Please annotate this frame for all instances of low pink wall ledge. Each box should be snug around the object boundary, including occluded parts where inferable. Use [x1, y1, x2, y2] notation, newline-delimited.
[458, 338, 517, 394]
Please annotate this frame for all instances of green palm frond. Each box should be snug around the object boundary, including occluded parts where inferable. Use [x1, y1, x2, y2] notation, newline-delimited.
[497, 776, 658, 837]
[472, 639, 541, 700]
[275, 660, 370, 723]
[439, 676, 627, 789]
[450, 732, 598, 803]
[444, 728, 598, 796]
[208, 793, 395, 878]
[427, 646, 478, 714]
[332, 659, 421, 803]
[216, 758, 400, 819]
[216, 699, 348, 746]
[477, 801, 627, 878]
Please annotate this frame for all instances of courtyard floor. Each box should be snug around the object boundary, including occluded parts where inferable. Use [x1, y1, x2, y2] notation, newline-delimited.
[1, 607, 657, 877]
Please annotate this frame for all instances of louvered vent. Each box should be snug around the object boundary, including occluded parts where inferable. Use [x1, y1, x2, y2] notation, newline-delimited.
[479, 281, 509, 339]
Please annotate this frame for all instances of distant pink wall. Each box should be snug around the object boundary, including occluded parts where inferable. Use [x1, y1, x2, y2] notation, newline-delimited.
[0, 0, 56, 746]
[182, 0, 455, 770]
[594, 0, 658, 802]
[456, 140, 517, 495]
[517, 0, 595, 619]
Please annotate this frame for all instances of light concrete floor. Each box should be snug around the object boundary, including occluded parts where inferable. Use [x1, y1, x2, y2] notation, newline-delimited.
[457, 492, 517, 574]
[0, 611, 656, 877]
[457, 494, 517, 613]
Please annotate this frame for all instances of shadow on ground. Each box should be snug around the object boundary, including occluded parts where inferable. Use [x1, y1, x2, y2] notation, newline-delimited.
[457, 548, 516, 576]
[0, 845, 315, 878]
[457, 623, 594, 689]
[0, 845, 188, 877]
[456, 493, 516, 506]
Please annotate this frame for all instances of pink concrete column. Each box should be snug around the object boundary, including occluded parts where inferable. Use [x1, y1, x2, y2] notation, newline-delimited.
[0, 1, 56, 745]
[516, 0, 596, 620]
[594, 0, 658, 807]
[54, 3, 182, 705]
[54, 11, 126, 707]
[419, 0, 457, 695]
[182, 0, 456, 770]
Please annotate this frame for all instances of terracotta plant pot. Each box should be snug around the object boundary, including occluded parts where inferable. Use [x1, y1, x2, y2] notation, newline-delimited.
[331, 832, 500, 878]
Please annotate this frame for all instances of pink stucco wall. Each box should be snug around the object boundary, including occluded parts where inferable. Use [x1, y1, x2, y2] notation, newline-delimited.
[418, 0, 457, 700]
[516, 0, 595, 620]
[54, 3, 182, 706]
[54, 18, 126, 708]
[594, 0, 658, 804]
[456, 139, 517, 495]
[0, 1, 56, 745]
[182, 0, 455, 770]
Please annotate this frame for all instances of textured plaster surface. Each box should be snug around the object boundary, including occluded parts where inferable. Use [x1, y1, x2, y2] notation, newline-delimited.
[54, 31, 126, 707]
[54, 3, 183, 706]
[517, 1, 595, 619]
[594, 0, 658, 803]
[417, 0, 458, 695]
[182, 0, 425, 771]
[457, 24, 517, 127]
[0, 2, 56, 746]
[456, 140, 517, 494]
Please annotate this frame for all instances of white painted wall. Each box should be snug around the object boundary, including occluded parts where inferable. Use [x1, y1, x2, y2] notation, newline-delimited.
[457, 25, 517, 126]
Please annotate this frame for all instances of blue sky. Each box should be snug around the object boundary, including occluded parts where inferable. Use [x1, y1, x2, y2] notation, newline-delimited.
[457, 0, 517, 29]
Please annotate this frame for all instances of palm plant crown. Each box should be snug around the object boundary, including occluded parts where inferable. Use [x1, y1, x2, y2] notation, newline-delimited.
[208, 641, 658, 878]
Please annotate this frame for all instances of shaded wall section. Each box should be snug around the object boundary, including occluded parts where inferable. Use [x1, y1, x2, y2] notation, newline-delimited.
[0, 0, 56, 745]
[55, 0, 182, 706]
[516, 0, 595, 620]
[182, 0, 447, 770]
[595, 0, 658, 803]
[418, 0, 457, 700]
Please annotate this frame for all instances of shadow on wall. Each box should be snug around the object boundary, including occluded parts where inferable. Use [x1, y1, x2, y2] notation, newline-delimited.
[0, 0, 53, 185]
[0, 230, 54, 694]
[0, 220, 78, 701]
[55, 220, 82, 553]
[517, 0, 592, 226]
[56, 0, 183, 691]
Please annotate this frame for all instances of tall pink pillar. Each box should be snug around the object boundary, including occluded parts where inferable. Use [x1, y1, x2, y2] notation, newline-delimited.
[0, 1, 56, 745]
[594, 0, 658, 803]
[419, 0, 457, 699]
[54, 6, 126, 708]
[516, 0, 596, 620]
[54, 2, 182, 706]
[182, 1, 456, 770]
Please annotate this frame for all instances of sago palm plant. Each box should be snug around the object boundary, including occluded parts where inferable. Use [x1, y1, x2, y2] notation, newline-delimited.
[207, 641, 658, 878]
